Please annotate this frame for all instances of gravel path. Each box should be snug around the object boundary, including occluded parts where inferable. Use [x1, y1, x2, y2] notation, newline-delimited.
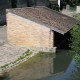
[0, 44, 28, 67]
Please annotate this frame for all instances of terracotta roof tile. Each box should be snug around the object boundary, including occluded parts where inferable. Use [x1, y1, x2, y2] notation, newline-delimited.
[8, 6, 80, 34]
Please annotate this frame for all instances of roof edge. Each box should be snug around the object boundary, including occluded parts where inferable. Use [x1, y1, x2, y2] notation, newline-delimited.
[6, 6, 80, 35]
[7, 11, 65, 34]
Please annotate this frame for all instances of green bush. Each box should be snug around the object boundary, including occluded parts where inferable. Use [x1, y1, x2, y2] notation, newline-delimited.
[69, 13, 80, 69]
[51, 4, 59, 11]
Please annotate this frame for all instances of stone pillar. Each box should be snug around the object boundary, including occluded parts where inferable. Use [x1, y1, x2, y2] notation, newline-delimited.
[76, 6, 80, 13]
[66, 4, 70, 11]
[58, 0, 60, 8]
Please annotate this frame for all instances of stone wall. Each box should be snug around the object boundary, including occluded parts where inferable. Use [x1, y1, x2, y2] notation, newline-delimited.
[7, 12, 54, 48]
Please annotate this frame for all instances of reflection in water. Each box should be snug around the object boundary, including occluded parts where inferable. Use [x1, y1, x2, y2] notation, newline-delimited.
[0, 50, 80, 80]
[67, 70, 80, 80]
[9, 52, 55, 80]
[39, 54, 80, 80]
[66, 59, 80, 80]
[4, 76, 10, 80]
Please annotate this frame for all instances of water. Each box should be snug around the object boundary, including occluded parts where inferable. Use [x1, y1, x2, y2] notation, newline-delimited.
[0, 50, 80, 80]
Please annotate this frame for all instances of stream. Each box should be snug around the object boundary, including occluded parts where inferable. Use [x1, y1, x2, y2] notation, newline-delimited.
[0, 50, 80, 80]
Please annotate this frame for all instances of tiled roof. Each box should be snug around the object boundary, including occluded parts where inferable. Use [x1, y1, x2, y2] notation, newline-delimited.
[7, 6, 80, 34]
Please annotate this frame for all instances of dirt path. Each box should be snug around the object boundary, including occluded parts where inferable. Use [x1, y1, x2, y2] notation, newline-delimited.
[61, 9, 76, 17]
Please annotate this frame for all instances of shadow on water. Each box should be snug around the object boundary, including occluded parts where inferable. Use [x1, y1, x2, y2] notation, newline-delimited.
[1, 50, 80, 80]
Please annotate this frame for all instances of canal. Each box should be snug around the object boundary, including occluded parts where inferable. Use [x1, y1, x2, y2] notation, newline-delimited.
[0, 50, 80, 80]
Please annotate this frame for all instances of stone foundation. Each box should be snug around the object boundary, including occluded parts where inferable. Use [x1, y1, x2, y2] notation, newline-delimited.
[28, 46, 56, 53]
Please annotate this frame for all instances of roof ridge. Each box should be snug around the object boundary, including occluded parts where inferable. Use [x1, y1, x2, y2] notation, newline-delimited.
[6, 6, 80, 34]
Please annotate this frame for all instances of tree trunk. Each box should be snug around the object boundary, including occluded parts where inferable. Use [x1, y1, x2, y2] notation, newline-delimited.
[11, 0, 17, 8]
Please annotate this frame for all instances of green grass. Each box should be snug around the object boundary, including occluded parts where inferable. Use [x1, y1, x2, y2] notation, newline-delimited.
[0, 49, 32, 69]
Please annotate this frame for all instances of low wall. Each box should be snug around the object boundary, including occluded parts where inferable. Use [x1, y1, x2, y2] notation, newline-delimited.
[28, 46, 56, 53]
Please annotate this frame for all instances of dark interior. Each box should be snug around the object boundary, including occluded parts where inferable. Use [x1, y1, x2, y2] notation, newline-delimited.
[54, 31, 71, 49]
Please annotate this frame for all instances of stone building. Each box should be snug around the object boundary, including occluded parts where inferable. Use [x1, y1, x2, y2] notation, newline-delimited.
[6, 6, 79, 52]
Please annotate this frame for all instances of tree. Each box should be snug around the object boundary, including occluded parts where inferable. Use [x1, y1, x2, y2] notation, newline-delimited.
[51, 4, 59, 11]
[61, 0, 78, 6]
[21, 0, 33, 7]
[69, 13, 80, 69]
[69, 0, 78, 6]
[11, 0, 17, 8]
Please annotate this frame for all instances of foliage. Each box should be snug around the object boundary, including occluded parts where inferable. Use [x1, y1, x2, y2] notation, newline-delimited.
[73, 13, 80, 20]
[69, 13, 80, 69]
[61, 0, 78, 6]
[51, 4, 59, 11]
[61, 0, 67, 4]
[69, 0, 78, 6]
[11, 0, 17, 8]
